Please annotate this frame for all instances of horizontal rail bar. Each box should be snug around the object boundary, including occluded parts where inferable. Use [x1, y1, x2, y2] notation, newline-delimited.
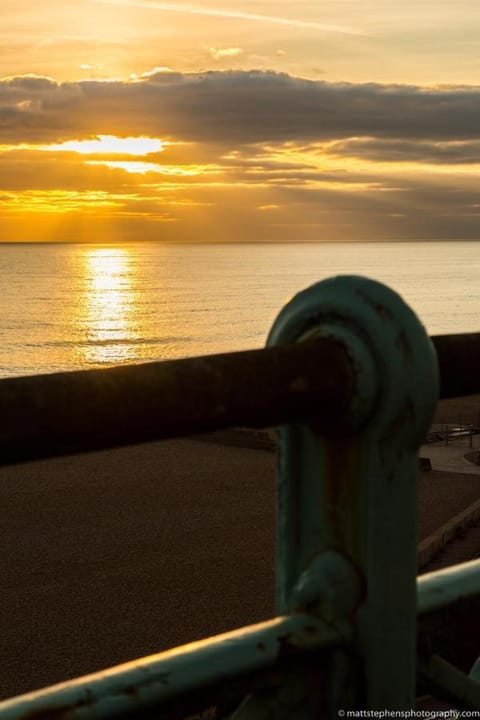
[432, 332, 480, 399]
[0, 614, 342, 720]
[0, 338, 355, 466]
[419, 654, 480, 709]
[417, 559, 480, 615]
[0, 332, 478, 466]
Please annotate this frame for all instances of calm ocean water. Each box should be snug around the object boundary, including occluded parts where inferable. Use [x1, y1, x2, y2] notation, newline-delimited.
[0, 241, 478, 378]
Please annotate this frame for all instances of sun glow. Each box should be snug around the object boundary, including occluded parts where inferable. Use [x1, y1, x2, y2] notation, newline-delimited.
[85, 160, 219, 175]
[45, 135, 168, 155]
[0, 190, 124, 213]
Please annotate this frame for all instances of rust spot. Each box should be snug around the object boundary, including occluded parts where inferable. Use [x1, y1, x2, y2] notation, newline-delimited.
[396, 329, 412, 361]
[16, 674, 172, 720]
[276, 633, 296, 658]
[257, 642, 267, 652]
[356, 289, 394, 323]
[379, 400, 416, 460]
[17, 698, 89, 720]
[322, 430, 363, 555]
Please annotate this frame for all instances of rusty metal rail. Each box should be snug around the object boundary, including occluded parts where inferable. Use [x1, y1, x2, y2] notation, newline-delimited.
[0, 614, 342, 720]
[432, 332, 480, 400]
[0, 331, 479, 467]
[0, 338, 355, 466]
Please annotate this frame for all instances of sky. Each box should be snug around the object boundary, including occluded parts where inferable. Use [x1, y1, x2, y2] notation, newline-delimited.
[1, 0, 480, 242]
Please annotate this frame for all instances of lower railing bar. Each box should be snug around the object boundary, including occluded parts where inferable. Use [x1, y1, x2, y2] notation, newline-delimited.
[419, 654, 480, 709]
[417, 559, 480, 616]
[0, 614, 342, 720]
[0, 337, 355, 466]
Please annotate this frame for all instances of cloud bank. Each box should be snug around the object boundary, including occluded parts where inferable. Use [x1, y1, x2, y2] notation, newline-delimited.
[1, 70, 480, 242]
[1, 71, 480, 146]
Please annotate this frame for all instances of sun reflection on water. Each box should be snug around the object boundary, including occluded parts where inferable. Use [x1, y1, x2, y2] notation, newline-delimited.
[78, 247, 140, 366]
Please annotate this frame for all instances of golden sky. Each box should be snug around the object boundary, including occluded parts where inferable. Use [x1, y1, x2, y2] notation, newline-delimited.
[1, 0, 480, 242]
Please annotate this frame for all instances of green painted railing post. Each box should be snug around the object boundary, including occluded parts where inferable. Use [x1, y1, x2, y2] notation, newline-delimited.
[267, 276, 439, 713]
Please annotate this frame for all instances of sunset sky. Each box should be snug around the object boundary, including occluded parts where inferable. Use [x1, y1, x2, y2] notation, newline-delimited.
[2, 0, 480, 242]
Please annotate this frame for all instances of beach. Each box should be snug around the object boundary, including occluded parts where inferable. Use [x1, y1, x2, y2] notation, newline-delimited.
[1, 397, 479, 699]
[0, 439, 276, 698]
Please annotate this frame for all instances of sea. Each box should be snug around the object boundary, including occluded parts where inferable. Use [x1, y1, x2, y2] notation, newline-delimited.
[0, 240, 478, 378]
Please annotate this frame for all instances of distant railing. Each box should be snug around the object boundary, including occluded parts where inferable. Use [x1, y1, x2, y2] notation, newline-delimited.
[0, 275, 479, 718]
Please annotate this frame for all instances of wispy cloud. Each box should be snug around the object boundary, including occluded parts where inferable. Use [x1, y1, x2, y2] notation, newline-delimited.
[208, 47, 243, 60]
[93, 0, 365, 35]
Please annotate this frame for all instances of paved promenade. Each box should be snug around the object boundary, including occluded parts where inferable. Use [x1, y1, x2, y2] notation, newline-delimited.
[420, 439, 480, 475]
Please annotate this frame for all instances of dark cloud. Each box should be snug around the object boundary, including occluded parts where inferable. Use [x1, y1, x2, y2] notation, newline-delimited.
[1, 70, 480, 145]
[5, 75, 58, 93]
[326, 137, 480, 164]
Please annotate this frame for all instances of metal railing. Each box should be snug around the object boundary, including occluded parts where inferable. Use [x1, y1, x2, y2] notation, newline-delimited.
[0, 274, 479, 718]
